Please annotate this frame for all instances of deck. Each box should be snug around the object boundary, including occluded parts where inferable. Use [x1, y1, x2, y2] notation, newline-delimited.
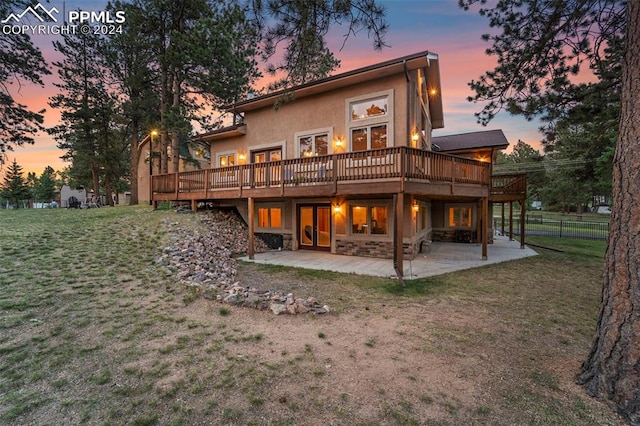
[151, 147, 525, 203]
[489, 173, 528, 202]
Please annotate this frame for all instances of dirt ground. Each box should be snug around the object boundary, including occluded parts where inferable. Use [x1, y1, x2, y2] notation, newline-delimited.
[0, 208, 625, 425]
[151, 259, 624, 425]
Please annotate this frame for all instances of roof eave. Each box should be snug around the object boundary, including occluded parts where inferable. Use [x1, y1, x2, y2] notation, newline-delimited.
[226, 51, 440, 113]
[192, 124, 247, 142]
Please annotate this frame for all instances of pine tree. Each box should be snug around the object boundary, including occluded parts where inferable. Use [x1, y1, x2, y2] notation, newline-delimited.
[103, 1, 160, 205]
[0, 1, 51, 160]
[32, 166, 58, 204]
[0, 159, 31, 208]
[251, 0, 388, 90]
[140, 0, 261, 173]
[460, 0, 639, 421]
[48, 23, 125, 201]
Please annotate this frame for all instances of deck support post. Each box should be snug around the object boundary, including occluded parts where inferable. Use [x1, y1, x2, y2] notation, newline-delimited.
[393, 193, 405, 285]
[520, 200, 526, 249]
[501, 202, 505, 236]
[191, 199, 197, 212]
[509, 201, 514, 241]
[482, 196, 488, 260]
[248, 197, 255, 260]
[174, 173, 179, 201]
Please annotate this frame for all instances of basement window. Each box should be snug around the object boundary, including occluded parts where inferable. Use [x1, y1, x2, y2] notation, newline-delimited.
[447, 205, 473, 228]
[258, 207, 282, 229]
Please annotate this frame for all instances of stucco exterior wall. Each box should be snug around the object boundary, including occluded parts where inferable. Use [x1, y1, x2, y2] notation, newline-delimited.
[209, 73, 410, 161]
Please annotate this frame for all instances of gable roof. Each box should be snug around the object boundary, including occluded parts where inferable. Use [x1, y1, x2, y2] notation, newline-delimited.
[225, 50, 444, 129]
[432, 129, 509, 152]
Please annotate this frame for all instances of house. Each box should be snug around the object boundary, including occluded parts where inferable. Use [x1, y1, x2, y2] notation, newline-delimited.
[60, 185, 89, 208]
[137, 50, 527, 279]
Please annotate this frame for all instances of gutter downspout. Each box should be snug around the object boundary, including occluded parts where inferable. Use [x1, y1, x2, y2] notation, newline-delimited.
[404, 59, 411, 151]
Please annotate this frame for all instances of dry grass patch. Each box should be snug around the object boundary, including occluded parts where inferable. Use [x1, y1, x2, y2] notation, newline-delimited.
[0, 206, 624, 425]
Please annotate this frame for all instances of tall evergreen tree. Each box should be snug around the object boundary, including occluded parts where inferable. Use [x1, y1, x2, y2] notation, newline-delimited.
[0, 159, 31, 208]
[251, 0, 388, 91]
[33, 166, 58, 204]
[48, 23, 124, 202]
[0, 0, 51, 163]
[104, 1, 160, 205]
[139, 0, 260, 173]
[459, 0, 639, 421]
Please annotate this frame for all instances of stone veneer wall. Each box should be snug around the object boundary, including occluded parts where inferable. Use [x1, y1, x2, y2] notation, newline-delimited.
[335, 239, 423, 259]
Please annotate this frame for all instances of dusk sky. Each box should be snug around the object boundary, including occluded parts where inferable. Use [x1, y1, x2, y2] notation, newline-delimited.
[4, 0, 545, 175]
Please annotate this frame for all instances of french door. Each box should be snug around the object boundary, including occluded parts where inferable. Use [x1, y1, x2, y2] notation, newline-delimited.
[251, 148, 282, 186]
[298, 204, 331, 251]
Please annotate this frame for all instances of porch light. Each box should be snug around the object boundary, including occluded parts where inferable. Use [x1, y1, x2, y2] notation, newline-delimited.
[239, 152, 246, 162]
[412, 200, 420, 212]
[429, 87, 439, 97]
[411, 131, 420, 144]
[333, 205, 341, 214]
[335, 138, 343, 148]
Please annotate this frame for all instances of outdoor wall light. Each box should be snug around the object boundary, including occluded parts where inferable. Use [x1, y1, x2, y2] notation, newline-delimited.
[412, 200, 420, 212]
[411, 131, 420, 148]
[335, 138, 343, 148]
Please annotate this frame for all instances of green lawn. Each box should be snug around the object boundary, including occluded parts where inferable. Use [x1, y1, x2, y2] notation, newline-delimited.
[0, 206, 623, 425]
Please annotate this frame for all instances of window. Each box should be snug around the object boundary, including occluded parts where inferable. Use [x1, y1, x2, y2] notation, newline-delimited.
[252, 149, 281, 163]
[371, 125, 387, 150]
[351, 205, 388, 235]
[351, 96, 388, 121]
[346, 91, 393, 152]
[351, 125, 388, 152]
[258, 207, 282, 228]
[217, 152, 235, 167]
[370, 206, 388, 234]
[448, 206, 473, 228]
[351, 128, 367, 152]
[296, 130, 330, 157]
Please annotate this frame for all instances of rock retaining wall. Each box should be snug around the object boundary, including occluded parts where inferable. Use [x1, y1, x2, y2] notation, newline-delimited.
[156, 209, 329, 314]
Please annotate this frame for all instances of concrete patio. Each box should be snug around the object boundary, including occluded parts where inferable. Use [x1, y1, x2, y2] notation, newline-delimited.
[240, 235, 538, 280]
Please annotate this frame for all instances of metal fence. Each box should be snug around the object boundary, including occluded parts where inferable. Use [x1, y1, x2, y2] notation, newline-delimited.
[494, 215, 610, 240]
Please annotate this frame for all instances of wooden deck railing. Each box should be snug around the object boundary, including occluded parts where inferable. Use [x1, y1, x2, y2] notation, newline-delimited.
[491, 174, 527, 195]
[152, 147, 492, 197]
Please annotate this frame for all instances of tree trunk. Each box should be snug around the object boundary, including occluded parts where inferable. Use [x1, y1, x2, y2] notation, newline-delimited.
[580, 2, 640, 424]
[171, 72, 181, 173]
[129, 129, 139, 205]
[91, 165, 100, 200]
[160, 63, 169, 174]
[160, 131, 169, 174]
[105, 175, 113, 206]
